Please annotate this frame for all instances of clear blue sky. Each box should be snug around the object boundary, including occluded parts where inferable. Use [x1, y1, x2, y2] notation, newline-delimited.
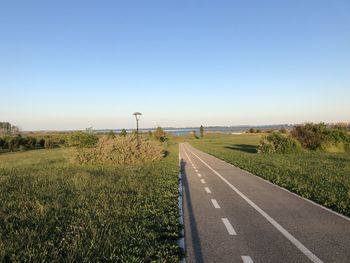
[1, 0, 349, 130]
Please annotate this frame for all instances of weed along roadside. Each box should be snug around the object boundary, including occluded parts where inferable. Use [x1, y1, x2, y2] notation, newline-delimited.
[178, 153, 186, 263]
[0, 132, 183, 262]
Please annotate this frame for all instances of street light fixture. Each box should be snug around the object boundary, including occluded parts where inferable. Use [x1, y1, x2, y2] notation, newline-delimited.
[133, 112, 142, 146]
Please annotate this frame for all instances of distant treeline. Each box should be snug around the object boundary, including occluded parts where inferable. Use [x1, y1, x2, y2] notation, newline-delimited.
[0, 122, 19, 134]
[0, 134, 66, 152]
[247, 122, 350, 134]
[0, 125, 169, 153]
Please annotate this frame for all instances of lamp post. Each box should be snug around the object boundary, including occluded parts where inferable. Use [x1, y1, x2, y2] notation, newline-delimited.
[133, 112, 142, 147]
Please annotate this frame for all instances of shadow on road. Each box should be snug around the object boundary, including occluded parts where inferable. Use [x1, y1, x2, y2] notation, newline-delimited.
[181, 158, 204, 263]
[224, 144, 257, 154]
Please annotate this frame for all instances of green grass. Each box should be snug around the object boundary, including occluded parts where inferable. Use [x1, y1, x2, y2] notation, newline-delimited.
[0, 145, 181, 262]
[189, 134, 350, 217]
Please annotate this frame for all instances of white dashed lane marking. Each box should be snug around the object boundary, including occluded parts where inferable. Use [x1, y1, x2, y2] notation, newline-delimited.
[185, 145, 323, 263]
[204, 187, 211, 193]
[211, 199, 221, 208]
[241, 256, 254, 263]
[221, 218, 237, 235]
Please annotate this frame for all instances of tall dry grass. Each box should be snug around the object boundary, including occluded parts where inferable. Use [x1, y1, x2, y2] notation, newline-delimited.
[75, 135, 164, 165]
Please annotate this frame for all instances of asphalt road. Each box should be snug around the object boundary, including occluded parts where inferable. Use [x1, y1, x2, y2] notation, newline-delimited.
[179, 143, 350, 263]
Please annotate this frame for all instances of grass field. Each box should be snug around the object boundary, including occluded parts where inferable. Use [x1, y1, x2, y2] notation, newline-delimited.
[0, 144, 181, 262]
[189, 134, 350, 217]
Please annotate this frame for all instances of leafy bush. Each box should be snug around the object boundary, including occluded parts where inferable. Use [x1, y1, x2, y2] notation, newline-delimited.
[44, 138, 55, 149]
[257, 139, 275, 153]
[258, 132, 302, 154]
[107, 130, 116, 139]
[75, 136, 164, 165]
[38, 138, 45, 147]
[153, 127, 167, 142]
[291, 123, 350, 152]
[0, 138, 5, 149]
[248, 128, 256, 133]
[279, 128, 287, 134]
[248, 128, 262, 133]
[67, 130, 99, 148]
[200, 125, 204, 138]
[26, 137, 37, 149]
[0, 134, 66, 153]
[119, 129, 127, 137]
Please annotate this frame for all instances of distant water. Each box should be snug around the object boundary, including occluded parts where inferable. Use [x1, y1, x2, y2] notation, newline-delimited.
[97, 125, 293, 136]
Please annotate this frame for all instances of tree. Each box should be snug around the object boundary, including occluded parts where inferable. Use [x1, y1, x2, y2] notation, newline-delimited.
[153, 127, 167, 142]
[0, 122, 19, 134]
[67, 130, 99, 148]
[248, 128, 256, 133]
[45, 137, 55, 149]
[120, 129, 127, 137]
[107, 130, 116, 139]
[199, 125, 204, 138]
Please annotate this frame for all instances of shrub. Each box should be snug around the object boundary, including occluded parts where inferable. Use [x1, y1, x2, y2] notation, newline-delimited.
[44, 138, 55, 149]
[107, 130, 116, 139]
[247, 128, 262, 133]
[75, 136, 164, 165]
[291, 123, 350, 151]
[119, 129, 127, 137]
[200, 125, 204, 138]
[38, 138, 45, 147]
[257, 139, 275, 153]
[279, 128, 287, 134]
[67, 131, 99, 148]
[7, 136, 21, 151]
[319, 142, 347, 153]
[153, 127, 167, 142]
[258, 132, 302, 154]
[19, 145, 27, 151]
[26, 137, 37, 149]
[0, 138, 7, 149]
[248, 128, 256, 133]
[0, 135, 67, 151]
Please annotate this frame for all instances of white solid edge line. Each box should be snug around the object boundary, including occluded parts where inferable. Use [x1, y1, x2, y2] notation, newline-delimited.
[230, 163, 350, 223]
[211, 199, 221, 208]
[184, 145, 323, 263]
[221, 218, 237, 235]
[193, 143, 350, 223]
[200, 179, 206, 184]
[241, 256, 254, 263]
[205, 187, 212, 193]
[187, 143, 350, 223]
